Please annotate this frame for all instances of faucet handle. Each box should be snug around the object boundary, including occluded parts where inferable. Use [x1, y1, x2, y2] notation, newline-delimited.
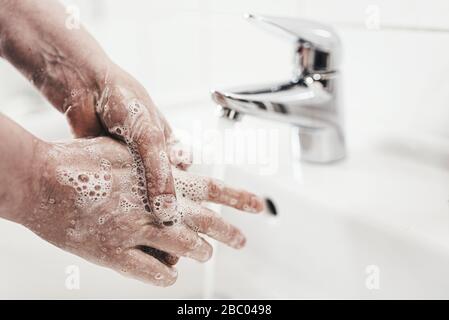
[245, 13, 341, 76]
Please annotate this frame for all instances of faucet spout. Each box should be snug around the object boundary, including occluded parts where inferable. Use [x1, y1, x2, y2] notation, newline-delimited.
[211, 14, 345, 163]
[212, 79, 335, 129]
[212, 76, 345, 163]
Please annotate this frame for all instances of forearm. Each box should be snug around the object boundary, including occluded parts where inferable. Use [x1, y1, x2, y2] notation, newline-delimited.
[0, 0, 109, 113]
[0, 114, 47, 223]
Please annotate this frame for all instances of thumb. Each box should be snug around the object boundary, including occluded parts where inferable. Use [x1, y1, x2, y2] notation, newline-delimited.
[131, 126, 179, 226]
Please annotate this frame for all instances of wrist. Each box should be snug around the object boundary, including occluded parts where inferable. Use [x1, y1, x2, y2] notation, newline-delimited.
[15, 139, 51, 225]
[0, 0, 112, 115]
[0, 127, 49, 225]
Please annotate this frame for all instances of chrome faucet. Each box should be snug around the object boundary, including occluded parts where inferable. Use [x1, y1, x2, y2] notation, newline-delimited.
[211, 14, 345, 163]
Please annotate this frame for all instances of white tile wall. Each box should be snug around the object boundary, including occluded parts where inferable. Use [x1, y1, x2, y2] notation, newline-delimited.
[2, 0, 449, 108]
[299, 0, 449, 30]
[338, 26, 449, 142]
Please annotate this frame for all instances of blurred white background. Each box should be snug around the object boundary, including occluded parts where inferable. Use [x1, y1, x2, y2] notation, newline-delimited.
[2, 0, 449, 141]
[1, 0, 449, 299]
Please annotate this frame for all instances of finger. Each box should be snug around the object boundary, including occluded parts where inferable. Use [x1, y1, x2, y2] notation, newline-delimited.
[97, 93, 179, 223]
[118, 248, 178, 287]
[137, 224, 212, 262]
[174, 169, 264, 213]
[137, 245, 179, 266]
[184, 206, 246, 249]
[100, 95, 179, 224]
[157, 111, 192, 170]
[167, 140, 193, 170]
[132, 123, 179, 224]
[158, 112, 192, 170]
[206, 178, 265, 213]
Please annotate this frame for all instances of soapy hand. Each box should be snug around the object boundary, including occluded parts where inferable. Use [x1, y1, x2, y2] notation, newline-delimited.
[0, 0, 265, 288]
[0, 0, 190, 225]
[21, 137, 263, 286]
[63, 65, 191, 226]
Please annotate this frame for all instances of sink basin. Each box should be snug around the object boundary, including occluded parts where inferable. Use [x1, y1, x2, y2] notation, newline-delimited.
[1, 100, 449, 299]
[172, 103, 449, 299]
[213, 158, 449, 299]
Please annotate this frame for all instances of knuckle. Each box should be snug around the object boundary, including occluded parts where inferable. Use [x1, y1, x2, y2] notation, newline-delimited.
[198, 213, 214, 232]
[207, 180, 223, 200]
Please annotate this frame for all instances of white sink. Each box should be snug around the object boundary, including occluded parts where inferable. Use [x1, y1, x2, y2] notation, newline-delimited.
[171, 103, 449, 299]
[213, 155, 449, 299]
[2, 100, 449, 299]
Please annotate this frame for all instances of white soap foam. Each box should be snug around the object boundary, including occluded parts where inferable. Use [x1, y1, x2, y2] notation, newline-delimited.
[56, 158, 113, 207]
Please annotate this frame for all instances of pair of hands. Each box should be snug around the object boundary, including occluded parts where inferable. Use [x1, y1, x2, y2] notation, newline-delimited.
[0, 0, 264, 286]
[57, 64, 264, 286]
[25, 136, 263, 286]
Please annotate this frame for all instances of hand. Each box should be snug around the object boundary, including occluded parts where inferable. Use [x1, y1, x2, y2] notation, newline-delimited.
[0, 0, 190, 224]
[65, 64, 190, 225]
[21, 137, 263, 286]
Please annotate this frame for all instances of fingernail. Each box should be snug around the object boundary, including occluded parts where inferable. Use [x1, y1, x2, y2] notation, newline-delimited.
[246, 195, 264, 213]
[242, 196, 263, 213]
[232, 233, 246, 249]
[187, 240, 212, 262]
[155, 268, 178, 287]
[198, 242, 213, 262]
